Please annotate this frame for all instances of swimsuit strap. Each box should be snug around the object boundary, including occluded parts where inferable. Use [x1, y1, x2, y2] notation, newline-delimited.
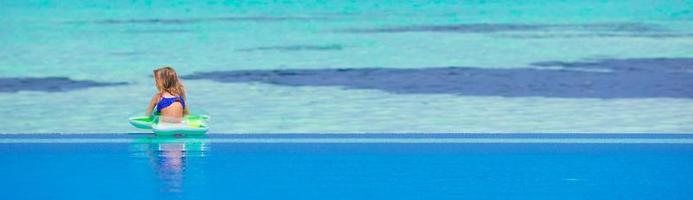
[156, 95, 185, 113]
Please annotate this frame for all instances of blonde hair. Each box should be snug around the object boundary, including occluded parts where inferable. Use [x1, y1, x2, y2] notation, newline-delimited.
[153, 66, 185, 96]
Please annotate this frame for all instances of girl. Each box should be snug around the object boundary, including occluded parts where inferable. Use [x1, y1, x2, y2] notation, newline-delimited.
[145, 66, 189, 123]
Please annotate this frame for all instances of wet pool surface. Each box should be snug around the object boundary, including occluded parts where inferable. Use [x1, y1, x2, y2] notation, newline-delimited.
[1, 134, 692, 199]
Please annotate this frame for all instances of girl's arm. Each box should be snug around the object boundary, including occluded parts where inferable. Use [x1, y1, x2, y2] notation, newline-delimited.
[182, 93, 190, 115]
[145, 93, 161, 116]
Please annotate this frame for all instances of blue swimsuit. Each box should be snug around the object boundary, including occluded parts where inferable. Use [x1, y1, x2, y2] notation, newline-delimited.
[156, 96, 185, 113]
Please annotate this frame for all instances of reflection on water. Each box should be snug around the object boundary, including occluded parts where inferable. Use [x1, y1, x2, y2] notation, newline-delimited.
[129, 135, 209, 193]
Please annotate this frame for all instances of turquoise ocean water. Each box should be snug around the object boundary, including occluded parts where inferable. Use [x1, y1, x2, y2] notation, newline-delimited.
[1, 0, 692, 133]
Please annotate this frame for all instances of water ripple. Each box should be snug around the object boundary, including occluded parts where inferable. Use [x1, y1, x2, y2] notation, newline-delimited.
[0, 77, 128, 93]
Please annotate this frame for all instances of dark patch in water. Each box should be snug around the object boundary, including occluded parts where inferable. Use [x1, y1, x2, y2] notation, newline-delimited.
[236, 44, 344, 52]
[125, 29, 193, 34]
[572, 23, 662, 32]
[0, 77, 128, 93]
[342, 23, 543, 33]
[339, 23, 664, 34]
[71, 16, 324, 25]
[182, 58, 693, 98]
[530, 58, 693, 73]
[497, 33, 693, 39]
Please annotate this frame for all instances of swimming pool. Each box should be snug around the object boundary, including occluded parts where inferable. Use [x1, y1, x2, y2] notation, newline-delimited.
[2, 134, 692, 199]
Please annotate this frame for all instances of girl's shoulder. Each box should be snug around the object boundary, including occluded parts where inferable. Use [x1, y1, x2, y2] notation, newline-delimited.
[150, 92, 163, 101]
[160, 91, 180, 98]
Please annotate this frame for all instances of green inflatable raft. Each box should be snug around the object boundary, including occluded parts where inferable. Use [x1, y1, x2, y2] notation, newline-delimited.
[128, 114, 209, 136]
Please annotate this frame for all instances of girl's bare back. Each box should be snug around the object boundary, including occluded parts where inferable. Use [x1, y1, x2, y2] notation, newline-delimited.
[159, 93, 184, 122]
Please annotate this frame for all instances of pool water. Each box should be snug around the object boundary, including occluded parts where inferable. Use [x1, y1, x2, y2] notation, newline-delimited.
[1, 134, 692, 199]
